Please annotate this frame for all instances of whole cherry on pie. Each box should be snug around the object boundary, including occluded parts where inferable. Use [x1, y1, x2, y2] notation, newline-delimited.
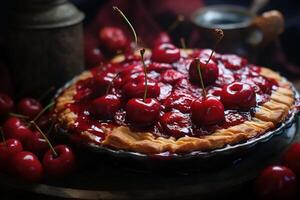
[99, 27, 128, 52]
[151, 43, 180, 63]
[126, 98, 161, 126]
[152, 32, 171, 47]
[191, 96, 225, 126]
[91, 94, 121, 119]
[189, 57, 219, 86]
[0, 93, 14, 116]
[122, 78, 160, 99]
[221, 82, 256, 110]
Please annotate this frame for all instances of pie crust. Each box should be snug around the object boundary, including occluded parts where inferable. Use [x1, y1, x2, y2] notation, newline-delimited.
[53, 49, 296, 154]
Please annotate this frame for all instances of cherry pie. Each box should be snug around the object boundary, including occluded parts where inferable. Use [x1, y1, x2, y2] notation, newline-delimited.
[53, 47, 296, 155]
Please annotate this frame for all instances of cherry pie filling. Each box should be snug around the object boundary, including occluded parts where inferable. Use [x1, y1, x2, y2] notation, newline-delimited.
[63, 48, 279, 145]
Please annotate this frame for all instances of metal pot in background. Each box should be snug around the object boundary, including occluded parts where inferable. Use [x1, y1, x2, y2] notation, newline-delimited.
[6, 0, 85, 98]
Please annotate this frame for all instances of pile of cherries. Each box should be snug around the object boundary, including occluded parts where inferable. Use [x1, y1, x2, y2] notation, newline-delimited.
[0, 93, 75, 182]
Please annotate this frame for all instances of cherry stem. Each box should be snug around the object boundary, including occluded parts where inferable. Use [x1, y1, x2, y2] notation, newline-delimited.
[205, 28, 224, 67]
[113, 6, 138, 47]
[140, 49, 148, 102]
[106, 72, 120, 95]
[167, 15, 184, 34]
[9, 113, 29, 119]
[0, 127, 6, 146]
[180, 37, 186, 49]
[32, 101, 55, 123]
[30, 121, 58, 157]
[195, 58, 207, 97]
[38, 86, 55, 101]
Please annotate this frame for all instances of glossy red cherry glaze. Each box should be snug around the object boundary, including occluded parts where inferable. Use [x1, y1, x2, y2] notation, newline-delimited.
[151, 43, 180, 63]
[91, 94, 121, 119]
[58, 49, 277, 144]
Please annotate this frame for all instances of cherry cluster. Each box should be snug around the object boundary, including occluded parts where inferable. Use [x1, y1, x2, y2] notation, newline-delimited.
[0, 94, 75, 182]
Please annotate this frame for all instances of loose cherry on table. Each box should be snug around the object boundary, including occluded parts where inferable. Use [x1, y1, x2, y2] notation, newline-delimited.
[221, 82, 256, 110]
[17, 98, 43, 119]
[191, 96, 225, 126]
[254, 165, 298, 200]
[151, 43, 180, 63]
[36, 113, 52, 131]
[152, 32, 171, 47]
[11, 151, 43, 182]
[3, 117, 33, 144]
[126, 98, 161, 126]
[99, 27, 128, 52]
[43, 145, 75, 178]
[24, 131, 49, 158]
[0, 93, 14, 116]
[189, 57, 219, 86]
[160, 111, 191, 138]
[91, 94, 121, 119]
[281, 142, 300, 176]
[0, 139, 23, 171]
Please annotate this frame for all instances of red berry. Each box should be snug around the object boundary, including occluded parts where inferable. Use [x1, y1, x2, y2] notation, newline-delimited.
[126, 98, 161, 126]
[152, 32, 171, 47]
[255, 165, 298, 200]
[99, 27, 128, 52]
[160, 111, 191, 138]
[3, 117, 33, 144]
[191, 97, 225, 126]
[122, 78, 160, 99]
[91, 94, 121, 119]
[189, 58, 219, 86]
[221, 82, 256, 110]
[0, 93, 14, 116]
[17, 98, 43, 119]
[282, 142, 300, 176]
[0, 139, 23, 171]
[11, 151, 43, 182]
[24, 131, 49, 158]
[36, 114, 51, 131]
[43, 145, 75, 178]
[85, 47, 104, 69]
[151, 43, 180, 63]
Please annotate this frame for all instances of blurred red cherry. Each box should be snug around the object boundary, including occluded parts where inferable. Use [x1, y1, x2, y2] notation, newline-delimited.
[99, 27, 128, 52]
[0, 93, 14, 116]
[255, 165, 298, 200]
[282, 142, 300, 176]
[17, 98, 43, 119]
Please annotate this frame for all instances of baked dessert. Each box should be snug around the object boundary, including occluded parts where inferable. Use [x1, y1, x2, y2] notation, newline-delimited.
[53, 44, 296, 155]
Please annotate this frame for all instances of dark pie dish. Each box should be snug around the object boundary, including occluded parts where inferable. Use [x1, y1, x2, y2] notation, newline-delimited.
[52, 48, 300, 163]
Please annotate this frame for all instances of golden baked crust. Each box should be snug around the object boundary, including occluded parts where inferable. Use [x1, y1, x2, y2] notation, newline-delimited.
[54, 50, 295, 154]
